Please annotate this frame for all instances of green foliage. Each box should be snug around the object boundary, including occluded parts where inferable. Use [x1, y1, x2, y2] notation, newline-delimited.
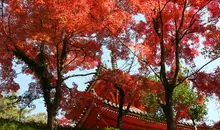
[25, 112, 47, 124]
[189, 104, 207, 123]
[173, 84, 208, 122]
[142, 84, 208, 122]
[173, 84, 197, 106]
[104, 127, 120, 130]
[0, 118, 47, 130]
[0, 94, 21, 120]
[142, 93, 165, 120]
[0, 118, 86, 130]
[0, 93, 48, 125]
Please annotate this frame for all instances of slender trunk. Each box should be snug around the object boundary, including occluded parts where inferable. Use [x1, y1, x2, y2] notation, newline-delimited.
[114, 85, 125, 130]
[164, 90, 176, 130]
[192, 119, 197, 130]
[47, 106, 56, 130]
[117, 91, 124, 129]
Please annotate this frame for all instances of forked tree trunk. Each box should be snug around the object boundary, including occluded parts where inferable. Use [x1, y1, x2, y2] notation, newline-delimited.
[164, 90, 177, 130]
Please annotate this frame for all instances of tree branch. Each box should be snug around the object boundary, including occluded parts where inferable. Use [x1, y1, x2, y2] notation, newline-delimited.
[63, 53, 79, 69]
[123, 102, 131, 116]
[177, 0, 187, 33]
[12, 42, 53, 108]
[126, 53, 136, 73]
[179, 0, 212, 40]
[175, 56, 220, 87]
[160, 0, 171, 12]
[172, 0, 187, 87]
[158, 1, 168, 86]
[89, 12, 161, 81]
[63, 72, 97, 81]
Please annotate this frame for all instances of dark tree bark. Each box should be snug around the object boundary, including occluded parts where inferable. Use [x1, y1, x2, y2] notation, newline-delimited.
[13, 46, 59, 130]
[115, 85, 124, 130]
[47, 105, 57, 130]
[164, 89, 176, 130]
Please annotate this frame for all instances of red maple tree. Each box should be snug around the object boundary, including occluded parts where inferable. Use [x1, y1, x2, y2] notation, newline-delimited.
[0, 0, 130, 129]
[0, 0, 219, 130]
[125, 0, 219, 129]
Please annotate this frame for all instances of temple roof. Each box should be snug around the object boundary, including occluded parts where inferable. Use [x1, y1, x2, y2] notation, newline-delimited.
[73, 100, 210, 129]
[73, 65, 211, 129]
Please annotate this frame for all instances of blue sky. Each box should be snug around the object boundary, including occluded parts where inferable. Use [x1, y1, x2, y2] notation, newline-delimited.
[13, 12, 220, 126]
[195, 56, 220, 125]
[1, 1, 218, 127]
[14, 49, 220, 125]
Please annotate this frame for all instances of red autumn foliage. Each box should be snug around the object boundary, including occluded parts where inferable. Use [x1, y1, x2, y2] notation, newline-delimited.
[192, 67, 220, 99]
[0, 0, 219, 129]
[57, 117, 72, 127]
[0, 0, 131, 129]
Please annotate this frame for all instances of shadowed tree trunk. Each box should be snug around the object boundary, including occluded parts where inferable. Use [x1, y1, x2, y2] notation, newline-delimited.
[13, 46, 61, 130]
[47, 106, 57, 130]
[111, 51, 129, 130]
[115, 85, 124, 130]
[164, 89, 176, 130]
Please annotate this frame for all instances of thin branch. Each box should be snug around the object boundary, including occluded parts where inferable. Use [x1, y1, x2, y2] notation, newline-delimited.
[141, 60, 160, 78]
[160, 0, 171, 12]
[79, 54, 87, 65]
[158, 0, 168, 86]
[69, 40, 87, 54]
[177, 0, 187, 33]
[66, 49, 80, 54]
[89, 12, 161, 80]
[175, 56, 220, 87]
[62, 82, 72, 93]
[123, 102, 131, 116]
[179, 0, 212, 40]
[126, 53, 136, 73]
[63, 72, 97, 81]
[63, 53, 79, 69]
[118, 58, 130, 70]
[179, 20, 196, 40]
[189, 0, 212, 24]
[62, 41, 88, 70]
[172, 0, 187, 86]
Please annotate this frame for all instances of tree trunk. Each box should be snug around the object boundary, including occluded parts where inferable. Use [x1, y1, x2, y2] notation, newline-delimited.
[114, 85, 125, 130]
[164, 90, 176, 130]
[117, 92, 124, 130]
[47, 106, 56, 130]
[192, 119, 197, 130]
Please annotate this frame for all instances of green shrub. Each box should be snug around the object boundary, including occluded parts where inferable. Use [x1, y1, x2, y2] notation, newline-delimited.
[0, 118, 47, 130]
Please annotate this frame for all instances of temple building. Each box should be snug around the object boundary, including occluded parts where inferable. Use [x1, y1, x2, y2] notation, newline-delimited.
[71, 66, 210, 130]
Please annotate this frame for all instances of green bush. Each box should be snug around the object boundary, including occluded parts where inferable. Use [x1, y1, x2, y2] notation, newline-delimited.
[0, 118, 47, 130]
[0, 118, 94, 130]
[0, 118, 120, 130]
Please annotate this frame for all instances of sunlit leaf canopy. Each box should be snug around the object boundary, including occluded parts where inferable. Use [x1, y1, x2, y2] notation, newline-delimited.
[0, 0, 132, 94]
[0, 0, 219, 128]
